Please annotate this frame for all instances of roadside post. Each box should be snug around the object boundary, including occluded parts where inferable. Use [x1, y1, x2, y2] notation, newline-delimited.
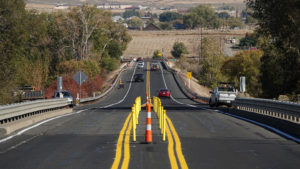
[57, 76, 63, 98]
[240, 76, 246, 94]
[187, 72, 192, 88]
[73, 71, 87, 105]
[132, 106, 136, 142]
[163, 110, 166, 141]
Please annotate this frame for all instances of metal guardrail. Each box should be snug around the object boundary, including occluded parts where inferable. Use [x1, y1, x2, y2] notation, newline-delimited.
[80, 62, 131, 103]
[234, 97, 300, 124]
[0, 98, 70, 123]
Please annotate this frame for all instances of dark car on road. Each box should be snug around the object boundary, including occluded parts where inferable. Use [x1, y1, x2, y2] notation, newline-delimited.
[134, 73, 144, 82]
[151, 62, 159, 71]
[53, 90, 74, 106]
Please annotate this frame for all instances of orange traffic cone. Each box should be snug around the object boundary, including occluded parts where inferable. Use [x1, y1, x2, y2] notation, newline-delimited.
[145, 102, 152, 143]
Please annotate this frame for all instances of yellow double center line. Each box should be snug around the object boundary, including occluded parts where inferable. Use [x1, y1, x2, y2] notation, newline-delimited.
[146, 62, 151, 98]
[111, 114, 132, 169]
[111, 61, 188, 169]
[166, 116, 189, 169]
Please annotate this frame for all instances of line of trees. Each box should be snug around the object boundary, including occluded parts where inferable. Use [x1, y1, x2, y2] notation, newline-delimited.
[172, 38, 263, 97]
[0, 0, 131, 104]
[183, 5, 244, 29]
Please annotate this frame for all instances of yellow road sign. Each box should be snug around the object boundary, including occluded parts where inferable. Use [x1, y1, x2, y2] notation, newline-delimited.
[158, 52, 162, 57]
[187, 72, 192, 79]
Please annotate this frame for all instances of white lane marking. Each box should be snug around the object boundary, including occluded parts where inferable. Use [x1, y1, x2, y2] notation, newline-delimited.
[203, 108, 300, 144]
[0, 134, 39, 154]
[0, 109, 86, 144]
[159, 63, 196, 108]
[99, 63, 138, 108]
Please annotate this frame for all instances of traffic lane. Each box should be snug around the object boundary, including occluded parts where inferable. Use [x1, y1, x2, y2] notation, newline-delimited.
[111, 66, 147, 108]
[167, 108, 300, 169]
[129, 66, 171, 169]
[0, 65, 135, 154]
[163, 70, 202, 107]
[149, 68, 179, 107]
[0, 109, 130, 169]
[75, 64, 136, 110]
[158, 65, 204, 108]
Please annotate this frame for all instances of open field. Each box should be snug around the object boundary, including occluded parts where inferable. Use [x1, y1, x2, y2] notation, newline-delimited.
[123, 29, 252, 58]
[26, 0, 245, 11]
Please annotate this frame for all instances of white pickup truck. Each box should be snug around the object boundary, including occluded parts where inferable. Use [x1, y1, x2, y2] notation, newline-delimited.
[209, 83, 237, 107]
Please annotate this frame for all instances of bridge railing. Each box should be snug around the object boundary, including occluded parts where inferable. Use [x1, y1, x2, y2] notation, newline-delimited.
[234, 97, 300, 124]
[0, 98, 70, 124]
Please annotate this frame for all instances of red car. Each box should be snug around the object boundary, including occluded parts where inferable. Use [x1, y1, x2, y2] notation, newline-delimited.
[137, 57, 143, 61]
[159, 89, 170, 97]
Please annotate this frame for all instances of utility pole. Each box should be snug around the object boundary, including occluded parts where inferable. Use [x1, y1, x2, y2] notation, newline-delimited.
[199, 26, 203, 64]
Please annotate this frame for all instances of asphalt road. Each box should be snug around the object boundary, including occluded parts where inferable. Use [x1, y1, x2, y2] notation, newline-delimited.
[0, 61, 299, 169]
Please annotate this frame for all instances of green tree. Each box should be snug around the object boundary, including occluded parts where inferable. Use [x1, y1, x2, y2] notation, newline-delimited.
[0, 1, 132, 104]
[0, 0, 27, 103]
[171, 42, 188, 59]
[159, 12, 182, 22]
[247, 0, 300, 98]
[222, 50, 263, 97]
[127, 17, 143, 29]
[159, 22, 173, 30]
[241, 8, 257, 24]
[183, 5, 221, 29]
[198, 38, 225, 88]
[226, 17, 244, 29]
[239, 32, 258, 48]
[123, 10, 140, 19]
[218, 12, 230, 19]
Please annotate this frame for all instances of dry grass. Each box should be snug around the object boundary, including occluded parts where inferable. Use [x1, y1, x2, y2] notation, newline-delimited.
[123, 29, 251, 58]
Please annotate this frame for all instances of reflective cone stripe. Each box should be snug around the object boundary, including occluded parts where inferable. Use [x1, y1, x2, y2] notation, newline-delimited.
[146, 92, 149, 103]
[145, 103, 152, 143]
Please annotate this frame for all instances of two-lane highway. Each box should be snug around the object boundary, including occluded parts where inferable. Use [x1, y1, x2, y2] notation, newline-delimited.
[0, 60, 299, 169]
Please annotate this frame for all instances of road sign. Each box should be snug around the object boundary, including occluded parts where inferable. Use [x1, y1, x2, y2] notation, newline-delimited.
[158, 51, 162, 57]
[187, 72, 192, 79]
[73, 71, 87, 86]
[57, 76, 62, 91]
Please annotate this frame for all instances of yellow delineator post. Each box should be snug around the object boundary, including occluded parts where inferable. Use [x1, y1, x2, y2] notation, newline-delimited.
[132, 106, 136, 142]
[160, 106, 164, 134]
[137, 97, 141, 121]
[134, 97, 141, 125]
[154, 97, 158, 113]
[132, 96, 142, 142]
[151, 97, 166, 141]
[163, 110, 166, 141]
